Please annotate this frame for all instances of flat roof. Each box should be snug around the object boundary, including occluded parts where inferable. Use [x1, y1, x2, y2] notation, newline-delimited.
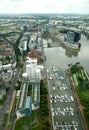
[25, 96, 31, 108]
[19, 82, 26, 109]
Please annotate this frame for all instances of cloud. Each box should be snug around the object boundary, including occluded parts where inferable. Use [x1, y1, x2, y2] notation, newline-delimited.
[0, 0, 89, 14]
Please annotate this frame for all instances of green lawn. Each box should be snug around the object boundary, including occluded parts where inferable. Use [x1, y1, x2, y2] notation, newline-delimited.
[31, 122, 42, 130]
[79, 90, 89, 99]
[73, 74, 78, 86]
[0, 26, 10, 31]
[78, 89, 89, 106]
[14, 110, 38, 130]
[14, 110, 43, 130]
[83, 109, 89, 128]
[70, 64, 89, 129]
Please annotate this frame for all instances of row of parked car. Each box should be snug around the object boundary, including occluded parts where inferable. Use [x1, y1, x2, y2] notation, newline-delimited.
[54, 120, 78, 130]
[50, 94, 74, 103]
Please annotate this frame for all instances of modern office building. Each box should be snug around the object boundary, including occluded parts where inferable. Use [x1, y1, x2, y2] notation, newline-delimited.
[26, 57, 37, 80]
[26, 57, 42, 81]
[66, 31, 81, 44]
[16, 82, 32, 119]
[19, 40, 27, 55]
[16, 80, 40, 118]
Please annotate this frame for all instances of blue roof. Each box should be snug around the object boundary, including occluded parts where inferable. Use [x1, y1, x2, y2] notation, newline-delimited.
[19, 82, 26, 109]
[25, 96, 31, 108]
[19, 108, 26, 115]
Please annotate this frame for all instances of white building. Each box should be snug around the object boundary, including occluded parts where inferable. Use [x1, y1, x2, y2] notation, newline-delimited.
[25, 57, 43, 81]
[26, 57, 37, 80]
[26, 57, 37, 65]
[3, 64, 12, 70]
[23, 41, 27, 51]
[26, 64, 37, 79]
[43, 39, 48, 48]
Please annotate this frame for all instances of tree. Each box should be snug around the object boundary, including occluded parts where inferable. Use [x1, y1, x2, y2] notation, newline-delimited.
[18, 63, 23, 68]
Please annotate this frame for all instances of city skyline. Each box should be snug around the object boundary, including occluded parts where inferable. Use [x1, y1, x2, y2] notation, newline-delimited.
[0, 0, 89, 14]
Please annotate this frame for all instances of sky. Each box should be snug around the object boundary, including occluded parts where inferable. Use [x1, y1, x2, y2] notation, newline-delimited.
[0, 0, 89, 14]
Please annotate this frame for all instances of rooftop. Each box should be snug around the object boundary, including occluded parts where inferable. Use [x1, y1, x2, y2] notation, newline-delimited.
[25, 96, 31, 109]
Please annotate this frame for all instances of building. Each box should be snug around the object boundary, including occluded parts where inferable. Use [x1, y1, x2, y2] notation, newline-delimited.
[23, 41, 27, 55]
[16, 81, 40, 119]
[11, 59, 17, 68]
[3, 64, 12, 70]
[26, 58, 37, 80]
[43, 39, 48, 48]
[66, 31, 81, 44]
[26, 57, 42, 81]
[25, 96, 32, 116]
[45, 24, 49, 32]
[0, 66, 13, 83]
[16, 82, 32, 119]
[0, 78, 6, 99]
[19, 40, 27, 55]
[31, 82, 40, 110]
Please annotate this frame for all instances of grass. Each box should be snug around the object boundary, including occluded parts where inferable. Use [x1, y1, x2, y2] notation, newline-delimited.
[73, 74, 78, 86]
[31, 122, 42, 130]
[79, 90, 89, 99]
[81, 69, 86, 80]
[32, 124, 42, 130]
[0, 26, 10, 31]
[78, 89, 89, 106]
[70, 64, 89, 129]
[83, 109, 89, 128]
[14, 110, 41, 130]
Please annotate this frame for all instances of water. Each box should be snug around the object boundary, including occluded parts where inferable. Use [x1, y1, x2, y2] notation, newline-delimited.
[44, 35, 89, 72]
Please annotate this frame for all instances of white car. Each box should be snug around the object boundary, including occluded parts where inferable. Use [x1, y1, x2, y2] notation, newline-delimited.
[52, 107, 54, 111]
[55, 112, 58, 116]
[71, 111, 74, 116]
[54, 100, 56, 103]
[53, 87, 55, 90]
[66, 107, 69, 111]
[52, 112, 54, 116]
[50, 95, 52, 98]
[71, 96, 74, 102]
[47, 69, 49, 73]
[60, 76, 64, 79]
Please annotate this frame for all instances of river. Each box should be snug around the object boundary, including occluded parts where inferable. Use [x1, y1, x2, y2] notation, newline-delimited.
[44, 35, 89, 72]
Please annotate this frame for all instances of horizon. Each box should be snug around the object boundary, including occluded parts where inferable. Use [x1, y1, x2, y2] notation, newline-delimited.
[0, 13, 89, 16]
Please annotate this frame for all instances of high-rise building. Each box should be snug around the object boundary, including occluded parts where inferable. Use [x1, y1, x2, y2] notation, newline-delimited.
[66, 31, 81, 44]
[74, 32, 81, 42]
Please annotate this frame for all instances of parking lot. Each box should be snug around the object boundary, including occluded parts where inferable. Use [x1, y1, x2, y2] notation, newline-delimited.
[47, 66, 83, 130]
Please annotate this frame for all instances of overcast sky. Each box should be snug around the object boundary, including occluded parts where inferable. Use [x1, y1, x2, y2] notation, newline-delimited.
[0, 0, 89, 14]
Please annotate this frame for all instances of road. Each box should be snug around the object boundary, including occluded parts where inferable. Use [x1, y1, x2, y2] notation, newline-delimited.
[0, 67, 20, 130]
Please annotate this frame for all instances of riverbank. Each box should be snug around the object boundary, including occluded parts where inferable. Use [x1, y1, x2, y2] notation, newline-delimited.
[70, 63, 89, 130]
